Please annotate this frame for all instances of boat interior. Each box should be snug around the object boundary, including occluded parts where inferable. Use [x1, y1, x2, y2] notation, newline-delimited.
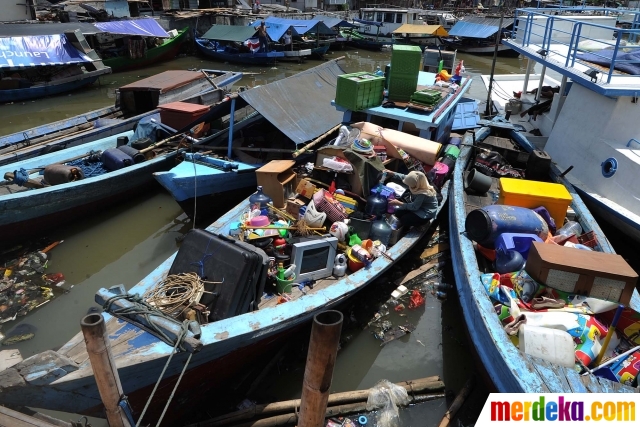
[460, 125, 640, 391]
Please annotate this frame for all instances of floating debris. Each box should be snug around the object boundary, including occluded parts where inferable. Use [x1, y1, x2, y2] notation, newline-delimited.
[2, 323, 36, 345]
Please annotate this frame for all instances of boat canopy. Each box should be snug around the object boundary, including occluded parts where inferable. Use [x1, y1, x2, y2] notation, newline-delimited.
[240, 61, 344, 145]
[448, 21, 499, 39]
[392, 24, 448, 37]
[260, 17, 336, 42]
[93, 18, 169, 38]
[201, 25, 258, 42]
[0, 35, 92, 68]
[0, 22, 102, 37]
[314, 16, 357, 29]
[353, 18, 384, 27]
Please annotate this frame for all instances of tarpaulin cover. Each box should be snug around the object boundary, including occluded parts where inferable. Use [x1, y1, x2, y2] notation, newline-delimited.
[315, 16, 357, 29]
[0, 35, 91, 68]
[448, 21, 498, 39]
[392, 24, 448, 36]
[260, 17, 336, 42]
[240, 61, 344, 145]
[576, 48, 640, 75]
[201, 25, 258, 42]
[94, 19, 169, 38]
[354, 18, 384, 27]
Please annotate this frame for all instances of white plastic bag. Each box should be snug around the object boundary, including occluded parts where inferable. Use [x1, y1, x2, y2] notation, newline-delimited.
[366, 380, 410, 427]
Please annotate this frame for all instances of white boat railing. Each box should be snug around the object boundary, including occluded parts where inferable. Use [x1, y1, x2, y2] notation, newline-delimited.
[511, 7, 640, 84]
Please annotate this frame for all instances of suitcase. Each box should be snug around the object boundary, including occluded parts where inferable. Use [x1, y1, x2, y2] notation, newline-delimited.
[169, 229, 270, 322]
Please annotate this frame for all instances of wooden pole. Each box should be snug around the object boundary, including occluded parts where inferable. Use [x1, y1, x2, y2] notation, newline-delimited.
[298, 310, 343, 427]
[80, 313, 133, 427]
[292, 124, 341, 158]
[438, 376, 475, 427]
[193, 377, 445, 427]
[485, 11, 504, 116]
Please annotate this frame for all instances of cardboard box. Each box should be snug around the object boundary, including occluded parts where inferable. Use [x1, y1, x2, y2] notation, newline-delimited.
[525, 242, 638, 305]
[286, 197, 307, 218]
[296, 179, 317, 199]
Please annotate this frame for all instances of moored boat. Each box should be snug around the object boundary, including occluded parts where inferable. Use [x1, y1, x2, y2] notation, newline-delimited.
[0, 70, 242, 167]
[441, 16, 518, 57]
[195, 25, 284, 66]
[0, 59, 472, 425]
[499, 7, 640, 242]
[450, 120, 640, 392]
[0, 32, 111, 103]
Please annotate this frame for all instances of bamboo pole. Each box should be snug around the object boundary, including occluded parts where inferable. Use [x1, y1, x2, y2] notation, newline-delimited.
[299, 310, 343, 427]
[231, 393, 446, 427]
[80, 313, 132, 427]
[438, 376, 475, 427]
[292, 124, 341, 158]
[197, 377, 444, 427]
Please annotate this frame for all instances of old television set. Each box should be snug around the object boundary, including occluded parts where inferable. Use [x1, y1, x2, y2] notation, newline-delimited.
[290, 236, 338, 282]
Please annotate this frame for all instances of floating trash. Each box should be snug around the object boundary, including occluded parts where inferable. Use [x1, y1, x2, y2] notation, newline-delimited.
[2, 323, 36, 345]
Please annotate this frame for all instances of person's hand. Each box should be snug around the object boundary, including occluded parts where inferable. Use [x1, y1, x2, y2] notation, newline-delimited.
[388, 199, 402, 206]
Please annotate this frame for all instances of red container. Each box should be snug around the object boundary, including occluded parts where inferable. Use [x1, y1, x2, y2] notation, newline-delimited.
[158, 101, 210, 131]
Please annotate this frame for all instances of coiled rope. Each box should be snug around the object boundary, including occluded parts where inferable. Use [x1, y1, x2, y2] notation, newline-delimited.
[143, 272, 221, 317]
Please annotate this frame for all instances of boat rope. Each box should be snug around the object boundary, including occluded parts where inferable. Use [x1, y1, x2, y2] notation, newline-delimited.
[102, 294, 188, 350]
[191, 145, 198, 229]
[154, 351, 193, 427]
[142, 272, 221, 317]
[134, 319, 192, 427]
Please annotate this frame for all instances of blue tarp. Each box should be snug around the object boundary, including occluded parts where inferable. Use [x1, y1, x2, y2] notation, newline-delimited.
[0, 35, 91, 68]
[315, 16, 357, 29]
[94, 19, 169, 38]
[576, 48, 640, 76]
[448, 21, 498, 39]
[256, 17, 336, 42]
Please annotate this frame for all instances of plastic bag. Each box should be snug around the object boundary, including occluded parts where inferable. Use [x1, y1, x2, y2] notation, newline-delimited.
[366, 380, 410, 427]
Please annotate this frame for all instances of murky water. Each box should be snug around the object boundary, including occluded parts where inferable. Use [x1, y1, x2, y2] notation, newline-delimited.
[1, 50, 525, 425]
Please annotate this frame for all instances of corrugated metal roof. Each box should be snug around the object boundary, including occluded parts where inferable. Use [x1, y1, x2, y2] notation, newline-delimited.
[201, 25, 258, 42]
[0, 22, 102, 37]
[239, 61, 345, 145]
[392, 24, 448, 36]
[459, 16, 512, 30]
[448, 21, 498, 39]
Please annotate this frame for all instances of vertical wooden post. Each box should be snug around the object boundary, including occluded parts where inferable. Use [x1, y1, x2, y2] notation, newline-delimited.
[80, 313, 132, 427]
[298, 310, 343, 427]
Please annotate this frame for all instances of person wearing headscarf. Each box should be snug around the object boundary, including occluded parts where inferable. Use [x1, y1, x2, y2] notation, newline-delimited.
[385, 170, 438, 227]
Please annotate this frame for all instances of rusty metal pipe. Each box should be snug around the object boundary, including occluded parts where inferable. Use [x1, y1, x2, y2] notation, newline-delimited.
[80, 313, 132, 427]
[299, 310, 343, 427]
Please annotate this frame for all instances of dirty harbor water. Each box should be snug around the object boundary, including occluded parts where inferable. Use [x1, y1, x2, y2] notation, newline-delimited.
[0, 49, 587, 425]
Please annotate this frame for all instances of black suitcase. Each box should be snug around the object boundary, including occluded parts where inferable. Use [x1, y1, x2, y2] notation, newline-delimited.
[169, 229, 270, 322]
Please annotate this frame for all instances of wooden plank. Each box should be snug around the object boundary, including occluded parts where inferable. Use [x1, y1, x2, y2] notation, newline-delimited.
[0, 406, 66, 427]
[420, 243, 449, 260]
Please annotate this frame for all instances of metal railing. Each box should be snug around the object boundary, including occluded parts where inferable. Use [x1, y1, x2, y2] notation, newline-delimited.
[511, 7, 640, 84]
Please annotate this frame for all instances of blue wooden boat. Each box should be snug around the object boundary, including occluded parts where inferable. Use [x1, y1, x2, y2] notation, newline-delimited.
[449, 121, 640, 392]
[194, 25, 285, 66]
[0, 70, 242, 167]
[0, 61, 474, 425]
[0, 69, 111, 103]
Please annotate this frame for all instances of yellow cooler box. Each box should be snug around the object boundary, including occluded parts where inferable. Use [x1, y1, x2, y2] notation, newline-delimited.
[498, 178, 573, 227]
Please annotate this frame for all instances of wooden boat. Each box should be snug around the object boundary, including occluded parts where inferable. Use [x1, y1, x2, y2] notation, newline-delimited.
[195, 37, 284, 66]
[441, 16, 518, 57]
[102, 28, 189, 73]
[0, 70, 242, 167]
[449, 120, 640, 392]
[0, 63, 472, 426]
[341, 28, 394, 51]
[441, 37, 519, 57]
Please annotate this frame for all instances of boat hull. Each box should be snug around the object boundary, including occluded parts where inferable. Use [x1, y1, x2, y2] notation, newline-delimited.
[0, 131, 177, 243]
[195, 39, 283, 66]
[0, 74, 101, 103]
[576, 187, 640, 244]
[449, 124, 639, 393]
[442, 41, 519, 57]
[103, 28, 189, 73]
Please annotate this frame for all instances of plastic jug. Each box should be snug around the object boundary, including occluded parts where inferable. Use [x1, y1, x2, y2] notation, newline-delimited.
[495, 233, 544, 260]
[249, 186, 272, 210]
[519, 325, 575, 368]
[369, 218, 393, 246]
[333, 254, 347, 277]
[465, 205, 549, 248]
[556, 220, 582, 237]
[495, 248, 525, 274]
